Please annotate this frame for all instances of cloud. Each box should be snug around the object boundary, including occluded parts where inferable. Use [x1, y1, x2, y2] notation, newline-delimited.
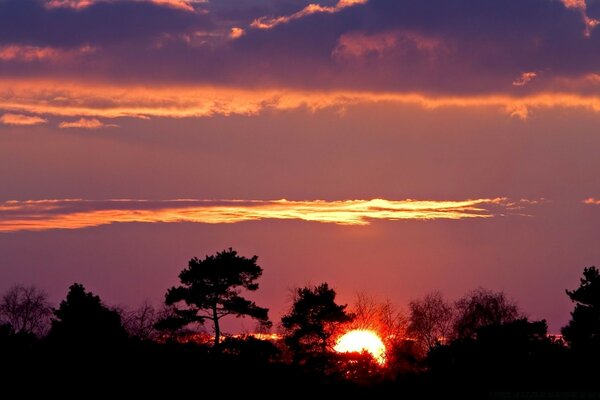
[58, 117, 117, 129]
[0, 113, 47, 126]
[45, 0, 93, 9]
[1, 0, 600, 96]
[251, 0, 367, 30]
[45, 0, 207, 12]
[0, 197, 527, 232]
[229, 27, 245, 39]
[0, 0, 210, 48]
[3, 79, 600, 121]
[150, 0, 206, 12]
[332, 31, 398, 60]
[561, 0, 599, 37]
[583, 197, 600, 205]
[0, 44, 94, 62]
[512, 72, 538, 87]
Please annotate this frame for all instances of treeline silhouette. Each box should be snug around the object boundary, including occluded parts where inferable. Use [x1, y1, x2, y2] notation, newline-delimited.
[1, 248, 599, 397]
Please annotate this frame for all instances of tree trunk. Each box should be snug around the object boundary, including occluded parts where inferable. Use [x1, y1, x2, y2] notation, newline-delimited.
[212, 305, 220, 348]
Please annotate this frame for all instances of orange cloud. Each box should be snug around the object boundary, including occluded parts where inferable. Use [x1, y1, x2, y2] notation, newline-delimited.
[583, 197, 600, 205]
[45, 0, 205, 12]
[561, 0, 599, 37]
[512, 72, 538, 87]
[332, 30, 444, 62]
[0, 198, 524, 232]
[333, 31, 398, 60]
[150, 0, 205, 12]
[2, 79, 600, 121]
[58, 118, 117, 129]
[0, 113, 47, 126]
[229, 27, 245, 39]
[0, 44, 94, 63]
[45, 0, 93, 9]
[251, 0, 368, 30]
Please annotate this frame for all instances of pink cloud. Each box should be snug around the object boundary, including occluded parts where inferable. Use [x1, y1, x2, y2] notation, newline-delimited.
[58, 118, 118, 129]
[332, 30, 443, 61]
[0, 113, 47, 126]
[583, 197, 600, 205]
[512, 72, 538, 87]
[0, 44, 94, 63]
[45, 0, 93, 9]
[561, 0, 599, 37]
[251, 0, 368, 30]
[45, 0, 205, 12]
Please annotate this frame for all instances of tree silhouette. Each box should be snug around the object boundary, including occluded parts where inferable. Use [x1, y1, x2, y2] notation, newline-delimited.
[282, 283, 354, 363]
[0, 284, 51, 336]
[349, 293, 411, 373]
[122, 301, 159, 340]
[408, 291, 454, 354]
[428, 318, 558, 390]
[160, 248, 271, 347]
[454, 287, 521, 339]
[48, 283, 127, 345]
[562, 266, 600, 353]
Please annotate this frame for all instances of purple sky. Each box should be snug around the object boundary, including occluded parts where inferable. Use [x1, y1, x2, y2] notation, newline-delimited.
[2, 0, 600, 332]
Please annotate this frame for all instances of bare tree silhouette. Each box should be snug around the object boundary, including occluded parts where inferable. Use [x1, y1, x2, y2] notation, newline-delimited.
[408, 291, 454, 354]
[0, 284, 51, 336]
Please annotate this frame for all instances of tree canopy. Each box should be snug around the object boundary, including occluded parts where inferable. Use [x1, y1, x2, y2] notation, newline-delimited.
[408, 291, 454, 353]
[48, 283, 127, 346]
[282, 283, 354, 362]
[160, 248, 271, 347]
[454, 287, 521, 339]
[562, 266, 600, 353]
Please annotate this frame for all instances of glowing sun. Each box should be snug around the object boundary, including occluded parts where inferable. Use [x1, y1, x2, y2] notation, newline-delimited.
[334, 329, 386, 365]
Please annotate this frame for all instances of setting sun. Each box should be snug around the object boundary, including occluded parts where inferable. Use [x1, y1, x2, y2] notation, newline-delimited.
[334, 329, 386, 365]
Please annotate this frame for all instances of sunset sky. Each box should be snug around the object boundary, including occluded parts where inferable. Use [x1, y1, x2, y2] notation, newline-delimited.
[2, 0, 600, 332]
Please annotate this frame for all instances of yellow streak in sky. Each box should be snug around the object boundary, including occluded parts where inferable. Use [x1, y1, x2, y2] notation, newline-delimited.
[0, 198, 513, 232]
[2, 79, 600, 122]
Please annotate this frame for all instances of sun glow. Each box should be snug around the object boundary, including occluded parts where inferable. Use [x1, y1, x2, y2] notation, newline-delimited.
[334, 330, 386, 365]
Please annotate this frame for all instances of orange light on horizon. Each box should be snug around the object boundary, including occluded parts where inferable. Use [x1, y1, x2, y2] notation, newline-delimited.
[334, 329, 386, 365]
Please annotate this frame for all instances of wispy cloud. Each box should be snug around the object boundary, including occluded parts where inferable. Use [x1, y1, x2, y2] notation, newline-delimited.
[149, 0, 206, 12]
[58, 118, 118, 129]
[0, 44, 94, 63]
[45, 0, 94, 9]
[0, 113, 47, 126]
[561, 0, 599, 37]
[45, 0, 206, 12]
[583, 197, 600, 205]
[251, 0, 367, 30]
[3, 80, 600, 121]
[0, 197, 526, 232]
[512, 72, 538, 87]
[332, 30, 443, 62]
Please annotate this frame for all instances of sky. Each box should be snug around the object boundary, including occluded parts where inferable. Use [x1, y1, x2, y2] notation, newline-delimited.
[2, 0, 600, 333]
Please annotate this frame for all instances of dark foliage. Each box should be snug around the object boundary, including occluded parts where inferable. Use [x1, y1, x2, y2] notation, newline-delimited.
[3, 265, 600, 396]
[562, 266, 600, 354]
[428, 319, 567, 393]
[454, 287, 521, 339]
[282, 283, 354, 370]
[47, 283, 127, 347]
[159, 248, 271, 347]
